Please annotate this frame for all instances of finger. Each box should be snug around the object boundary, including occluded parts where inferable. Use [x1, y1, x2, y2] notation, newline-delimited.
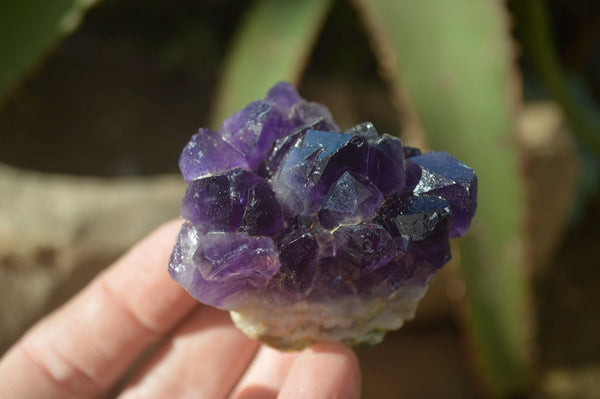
[279, 343, 361, 399]
[119, 306, 259, 399]
[0, 219, 198, 398]
[229, 345, 299, 399]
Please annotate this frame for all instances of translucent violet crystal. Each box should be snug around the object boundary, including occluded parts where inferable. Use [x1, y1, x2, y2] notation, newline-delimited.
[169, 82, 477, 349]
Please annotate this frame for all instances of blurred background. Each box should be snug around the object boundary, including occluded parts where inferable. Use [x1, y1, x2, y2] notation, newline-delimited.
[1, 0, 599, 397]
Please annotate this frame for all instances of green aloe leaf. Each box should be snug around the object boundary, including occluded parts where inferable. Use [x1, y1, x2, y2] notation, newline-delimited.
[211, 0, 334, 128]
[353, 0, 531, 395]
[0, 0, 97, 102]
[513, 0, 600, 154]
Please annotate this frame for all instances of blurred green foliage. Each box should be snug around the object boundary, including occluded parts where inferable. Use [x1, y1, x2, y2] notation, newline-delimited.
[352, 1, 530, 395]
[0, 0, 98, 103]
[211, 0, 334, 128]
[514, 0, 600, 153]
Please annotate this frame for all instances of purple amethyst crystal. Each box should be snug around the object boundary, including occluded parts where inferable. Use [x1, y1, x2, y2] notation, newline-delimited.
[179, 128, 249, 183]
[407, 151, 477, 237]
[169, 82, 477, 349]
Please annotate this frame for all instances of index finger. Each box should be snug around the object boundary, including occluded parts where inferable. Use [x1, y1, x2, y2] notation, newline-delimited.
[0, 219, 198, 398]
[279, 343, 362, 399]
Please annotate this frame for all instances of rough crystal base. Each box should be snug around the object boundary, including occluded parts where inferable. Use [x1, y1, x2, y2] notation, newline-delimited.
[230, 270, 430, 350]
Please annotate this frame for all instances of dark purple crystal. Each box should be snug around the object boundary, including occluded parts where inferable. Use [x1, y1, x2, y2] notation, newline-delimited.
[179, 128, 249, 183]
[268, 230, 319, 302]
[169, 82, 478, 342]
[272, 129, 369, 216]
[408, 151, 477, 237]
[318, 171, 383, 229]
[240, 180, 284, 237]
[220, 101, 291, 170]
[368, 134, 406, 195]
[264, 81, 304, 111]
[267, 118, 338, 174]
[181, 169, 265, 234]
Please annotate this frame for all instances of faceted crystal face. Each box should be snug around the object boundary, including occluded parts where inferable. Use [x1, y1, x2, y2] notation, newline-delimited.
[170, 81, 478, 348]
[408, 151, 477, 237]
[268, 230, 318, 302]
[179, 128, 249, 183]
[318, 171, 383, 229]
[219, 100, 290, 170]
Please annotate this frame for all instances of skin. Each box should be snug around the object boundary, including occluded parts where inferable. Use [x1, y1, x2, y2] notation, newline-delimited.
[0, 220, 362, 399]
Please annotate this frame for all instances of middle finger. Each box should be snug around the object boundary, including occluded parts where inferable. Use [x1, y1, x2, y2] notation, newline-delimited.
[118, 306, 259, 399]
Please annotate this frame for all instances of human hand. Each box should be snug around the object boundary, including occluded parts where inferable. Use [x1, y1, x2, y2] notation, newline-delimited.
[0, 220, 361, 398]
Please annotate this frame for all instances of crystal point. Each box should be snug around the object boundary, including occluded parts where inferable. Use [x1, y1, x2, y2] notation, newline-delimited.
[409, 151, 477, 237]
[265, 81, 305, 112]
[179, 128, 248, 183]
[220, 100, 290, 169]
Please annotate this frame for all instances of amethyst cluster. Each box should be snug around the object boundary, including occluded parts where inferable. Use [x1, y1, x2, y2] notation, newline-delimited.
[169, 82, 477, 349]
